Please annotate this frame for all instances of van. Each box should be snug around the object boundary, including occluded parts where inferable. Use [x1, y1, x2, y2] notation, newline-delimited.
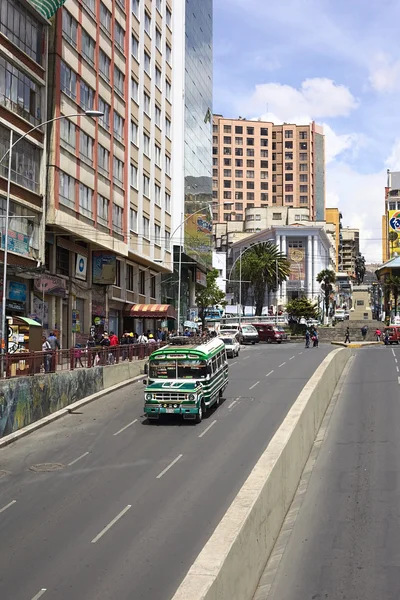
[253, 323, 288, 344]
[384, 326, 400, 344]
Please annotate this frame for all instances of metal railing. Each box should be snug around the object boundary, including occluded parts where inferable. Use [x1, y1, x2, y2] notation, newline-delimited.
[3, 342, 164, 379]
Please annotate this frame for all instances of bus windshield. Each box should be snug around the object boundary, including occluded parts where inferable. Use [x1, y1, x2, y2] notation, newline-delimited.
[149, 358, 207, 379]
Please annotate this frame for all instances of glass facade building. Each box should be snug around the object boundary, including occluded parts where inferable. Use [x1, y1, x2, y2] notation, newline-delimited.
[183, 0, 213, 269]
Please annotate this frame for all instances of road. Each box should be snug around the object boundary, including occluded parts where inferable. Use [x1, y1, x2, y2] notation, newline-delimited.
[0, 342, 332, 600]
[264, 346, 400, 600]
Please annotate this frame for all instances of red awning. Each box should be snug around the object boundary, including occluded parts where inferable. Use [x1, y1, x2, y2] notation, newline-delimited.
[124, 304, 177, 319]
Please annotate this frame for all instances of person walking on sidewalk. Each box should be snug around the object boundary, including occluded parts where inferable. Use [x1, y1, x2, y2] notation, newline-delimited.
[312, 328, 319, 348]
[344, 326, 351, 344]
[47, 331, 60, 371]
[305, 328, 311, 348]
[361, 325, 368, 341]
[375, 328, 382, 341]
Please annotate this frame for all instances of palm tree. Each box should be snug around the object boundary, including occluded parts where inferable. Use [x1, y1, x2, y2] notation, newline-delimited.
[386, 275, 400, 316]
[236, 242, 290, 315]
[317, 269, 336, 321]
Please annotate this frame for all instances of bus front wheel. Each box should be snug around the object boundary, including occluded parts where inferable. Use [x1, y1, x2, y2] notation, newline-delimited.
[196, 400, 205, 423]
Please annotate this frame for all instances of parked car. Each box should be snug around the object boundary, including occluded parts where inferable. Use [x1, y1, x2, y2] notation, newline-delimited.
[219, 334, 240, 358]
[384, 325, 400, 344]
[219, 323, 244, 344]
[334, 309, 346, 322]
[240, 324, 259, 344]
[253, 323, 288, 344]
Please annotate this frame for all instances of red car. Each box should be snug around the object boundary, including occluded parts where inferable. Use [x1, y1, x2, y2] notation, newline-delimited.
[253, 323, 288, 344]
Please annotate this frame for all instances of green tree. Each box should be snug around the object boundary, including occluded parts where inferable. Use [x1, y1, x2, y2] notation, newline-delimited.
[235, 242, 290, 315]
[387, 275, 400, 316]
[316, 269, 336, 319]
[286, 297, 319, 320]
[196, 268, 227, 329]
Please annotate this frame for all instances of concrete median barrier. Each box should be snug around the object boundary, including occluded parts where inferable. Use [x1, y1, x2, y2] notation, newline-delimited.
[172, 347, 351, 600]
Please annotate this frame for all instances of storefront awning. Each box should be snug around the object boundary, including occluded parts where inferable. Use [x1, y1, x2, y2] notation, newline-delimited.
[124, 304, 177, 319]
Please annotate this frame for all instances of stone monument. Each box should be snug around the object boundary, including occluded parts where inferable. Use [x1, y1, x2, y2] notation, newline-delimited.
[350, 285, 372, 321]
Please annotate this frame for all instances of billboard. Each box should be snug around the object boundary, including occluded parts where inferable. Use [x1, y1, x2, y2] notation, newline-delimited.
[184, 210, 212, 269]
[388, 210, 400, 258]
[92, 252, 116, 285]
[287, 247, 306, 289]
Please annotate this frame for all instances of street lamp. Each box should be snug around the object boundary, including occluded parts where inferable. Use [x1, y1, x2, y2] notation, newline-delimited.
[0, 110, 103, 368]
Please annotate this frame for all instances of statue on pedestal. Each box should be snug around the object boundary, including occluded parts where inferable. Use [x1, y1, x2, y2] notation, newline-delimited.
[355, 253, 366, 285]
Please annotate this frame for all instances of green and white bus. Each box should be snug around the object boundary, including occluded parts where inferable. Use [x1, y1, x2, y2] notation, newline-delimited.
[144, 338, 229, 423]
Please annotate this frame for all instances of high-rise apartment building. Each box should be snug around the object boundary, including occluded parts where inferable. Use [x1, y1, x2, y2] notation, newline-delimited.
[341, 227, 359, 276]
[0, 0, 49, 323]
[212, 116, 325, 225]
[42, 0, 173, 347]
[162, 0, 213, 329]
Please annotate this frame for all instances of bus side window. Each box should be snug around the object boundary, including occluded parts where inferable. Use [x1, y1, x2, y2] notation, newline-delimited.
[212, 357, 217, 373]
[207, 362, 212, 376]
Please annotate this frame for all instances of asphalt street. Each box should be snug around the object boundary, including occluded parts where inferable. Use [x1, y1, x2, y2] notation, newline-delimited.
[265, 346, 400, 600]
[0, 342, 332, 600]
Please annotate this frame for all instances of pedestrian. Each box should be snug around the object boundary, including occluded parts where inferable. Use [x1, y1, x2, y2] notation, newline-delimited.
[138, 332, 148, 344]
[344, 326, 351, 344]
[375, 328, 381, 341]
[47, 331, 60, 371]
[312, 328, 319, 348]
[74, 344, 84, 368]
[305, 328, 311, 348]
[361, 325, 368, 341]
[109, 331, 119, 346]
[121, 332, 130, 360]
[42, 335, 52, 373]
[99, 332, 111, 364]
[385, 331, 390, 345]
[156, 327, 163, 342]
[148, 333, 156, 344]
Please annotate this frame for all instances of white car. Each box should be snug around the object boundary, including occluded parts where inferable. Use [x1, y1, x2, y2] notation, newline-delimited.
[219, 334, 240, 358]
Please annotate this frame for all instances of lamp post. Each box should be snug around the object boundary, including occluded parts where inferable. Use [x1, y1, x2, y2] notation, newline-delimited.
[0, 110, 103, 372]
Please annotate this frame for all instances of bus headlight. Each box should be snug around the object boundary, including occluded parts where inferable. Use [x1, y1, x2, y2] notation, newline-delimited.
[145, 393, 152, 401]
[189, 393, 196, 401]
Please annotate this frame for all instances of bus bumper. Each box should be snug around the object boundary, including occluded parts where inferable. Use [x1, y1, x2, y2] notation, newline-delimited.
[144, 404, 198, 419]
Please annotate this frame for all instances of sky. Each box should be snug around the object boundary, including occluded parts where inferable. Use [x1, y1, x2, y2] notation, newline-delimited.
[213, 0, 400, 264]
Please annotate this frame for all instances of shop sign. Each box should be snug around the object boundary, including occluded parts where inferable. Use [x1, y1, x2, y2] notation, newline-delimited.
[34, 275, 67, 297]
[1, 228, 30, 256]
[7, 281, 27, 303]
[92, 251, 116, 285]
[6, 300, 25, 312]
[75, 254, 88, 280]
[72, 309, 81, 333]
[196, 270, 207, 287]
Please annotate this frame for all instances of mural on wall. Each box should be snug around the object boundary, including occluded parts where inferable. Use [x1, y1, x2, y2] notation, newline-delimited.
[0, 367, 103, 438]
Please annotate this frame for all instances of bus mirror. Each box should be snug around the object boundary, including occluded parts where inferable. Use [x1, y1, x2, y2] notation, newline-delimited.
[143, 379, 147, 384]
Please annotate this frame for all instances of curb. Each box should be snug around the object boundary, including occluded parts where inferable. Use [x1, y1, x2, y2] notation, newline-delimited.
[331, 341, 383, 348]
[0, 373, 145, 449]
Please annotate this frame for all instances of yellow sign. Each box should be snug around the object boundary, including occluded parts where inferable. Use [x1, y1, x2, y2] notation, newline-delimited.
[388, 210, 400, 257]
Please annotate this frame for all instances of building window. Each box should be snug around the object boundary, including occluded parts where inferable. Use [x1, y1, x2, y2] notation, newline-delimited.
[139, 270, 146, 295]
[260, 139, 268, 147]
[247, 160, 254, 168]
[285, 184, 293, 192]
[235, 170, 243, 178]
[143, 175, 150, 197]
[60, 62, 76, 99]
[0, 0, 44, 63]
[154, 224, 161, 246]
[56, 246, 69, 276]
[60, 119, 76, 150]
[247, 138, 254, 146]
[79, 130, 94, 163]
[247, 126, 254, 135]
[224, 125, 232, 133]
[165, 118, 171, 138]
[260, 127, 268, 136]
[131, 34, 139, 60]
[223, 147, 232, 155]
[155, 144, 161, 166]
[98, 195, 109, 226]
[235, 192, 243, 200]
[235, 159, 242, 167]
[130, 163, 138, 188]
[223, 202, 232, 210]
[261, 193, 268, 202]
[150, 274, 156, 298]
[299, 163, 308, 171]
[155, 184, 161, 206]
[166, 79, 171, 101]
[99, 50, 110, 80]
[144, 51, 151, 74]
[143, 92, 151, 115]
[131, 78, 139, 102]
[285, 173, 293, 181]
[223, 213, 232, 221]
[299, 131, 308, 139]
[235, 202, 243, 210]
[114, 66, 125, 96]
[247, 181, 254, 189]
[300, 174, 308, 182]
[272, 196, 277, 204]
[143, 133, 150, 156]
[299, 152, 307, 161]
[131, 121, 138, 145]
[261, 182, 268, 190]
[246, 170, 254, 178]
[247, 192, 254, 200]
[235, 214, 243, 221]
[166, 6, 172, 27]
[300, 185, 308, 193]
[113, 204, 123, 233]
[225, 158, 232, 166]
[113, 156, 124, 185]
[165, 155, 171, 175]
[98, 144, 110, 175]
[114, 21, 125, 52]
[285, 141, 293, 149]
[165, 193, 171, 213]
[115, 260, 121, 286]
[166, 43, 172, 64]
[155, 66, 162, 89]
[235, 148, 243, 156]
[223, 136, 232, 144]
[59, 171, 75, 209]
[247, 148, 255, 157]
[100, 2, 111, 31]
[79, 183, 93, 218]
[132, 0, 140, 18]
[235, 125, 243, 134]
[142, 216, 150, 239]
[155, 105, 162, 128]
[127, 264, 134, 291]
[260, 172, 268, 180]
[0, 58, 42, 125]
[62, 10, 77, 45]
[272, 213, 281, 220]
[223, 180, 231, 188]
[128, 208, 137, 234]
[113, 112, 124, 141]
[223, 169, 232, 177]
[98, 97, 110, 129]
[82, 30, 95, 64]
[300, 142, 308, 150]
[261, 150, 268, 158]
[144, 11, 151, 35]
[285, 130, 293, 138]
[285, 195, 293, 203]
[165, 229, 170, 250]
[156, 27, 162, 50]
[80, 80, 94, 110]
[235, 181, 243, 189]
[300, 196, 308, 204]
[285, 163, 293, 170]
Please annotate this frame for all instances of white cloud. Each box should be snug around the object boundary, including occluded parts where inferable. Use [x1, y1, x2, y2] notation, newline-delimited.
[239, 78, 359, 121]
[322, 124, 366, 164]
[386, 138, 400, 170]
[369, 53, 400, 92]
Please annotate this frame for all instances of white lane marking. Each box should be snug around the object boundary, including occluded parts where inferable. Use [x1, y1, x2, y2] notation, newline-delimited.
[0, 500, 16, 514]
[278, 362, 286, 368]
[91, 505, 132, 543]
[230, 361, 237, 366]
[198, 419, 217, 439]
[398, 376, 400, 385]
[299, 351, 303, 355]
[113, 419, 138, 436]
[289, 356, 295, 360]
[156, 454, 183, 479]
[249, 381, 259, 390]
[395, 358, 398, 363]
[243, 356, 250, 360]
[266, 370, 274, 377]
[68, 452, 90, 467]
[31, 590, 47, 600]
[227, 400, 237, 409]
[397, 366, 399, 372]
[392, 348, 396, 356]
